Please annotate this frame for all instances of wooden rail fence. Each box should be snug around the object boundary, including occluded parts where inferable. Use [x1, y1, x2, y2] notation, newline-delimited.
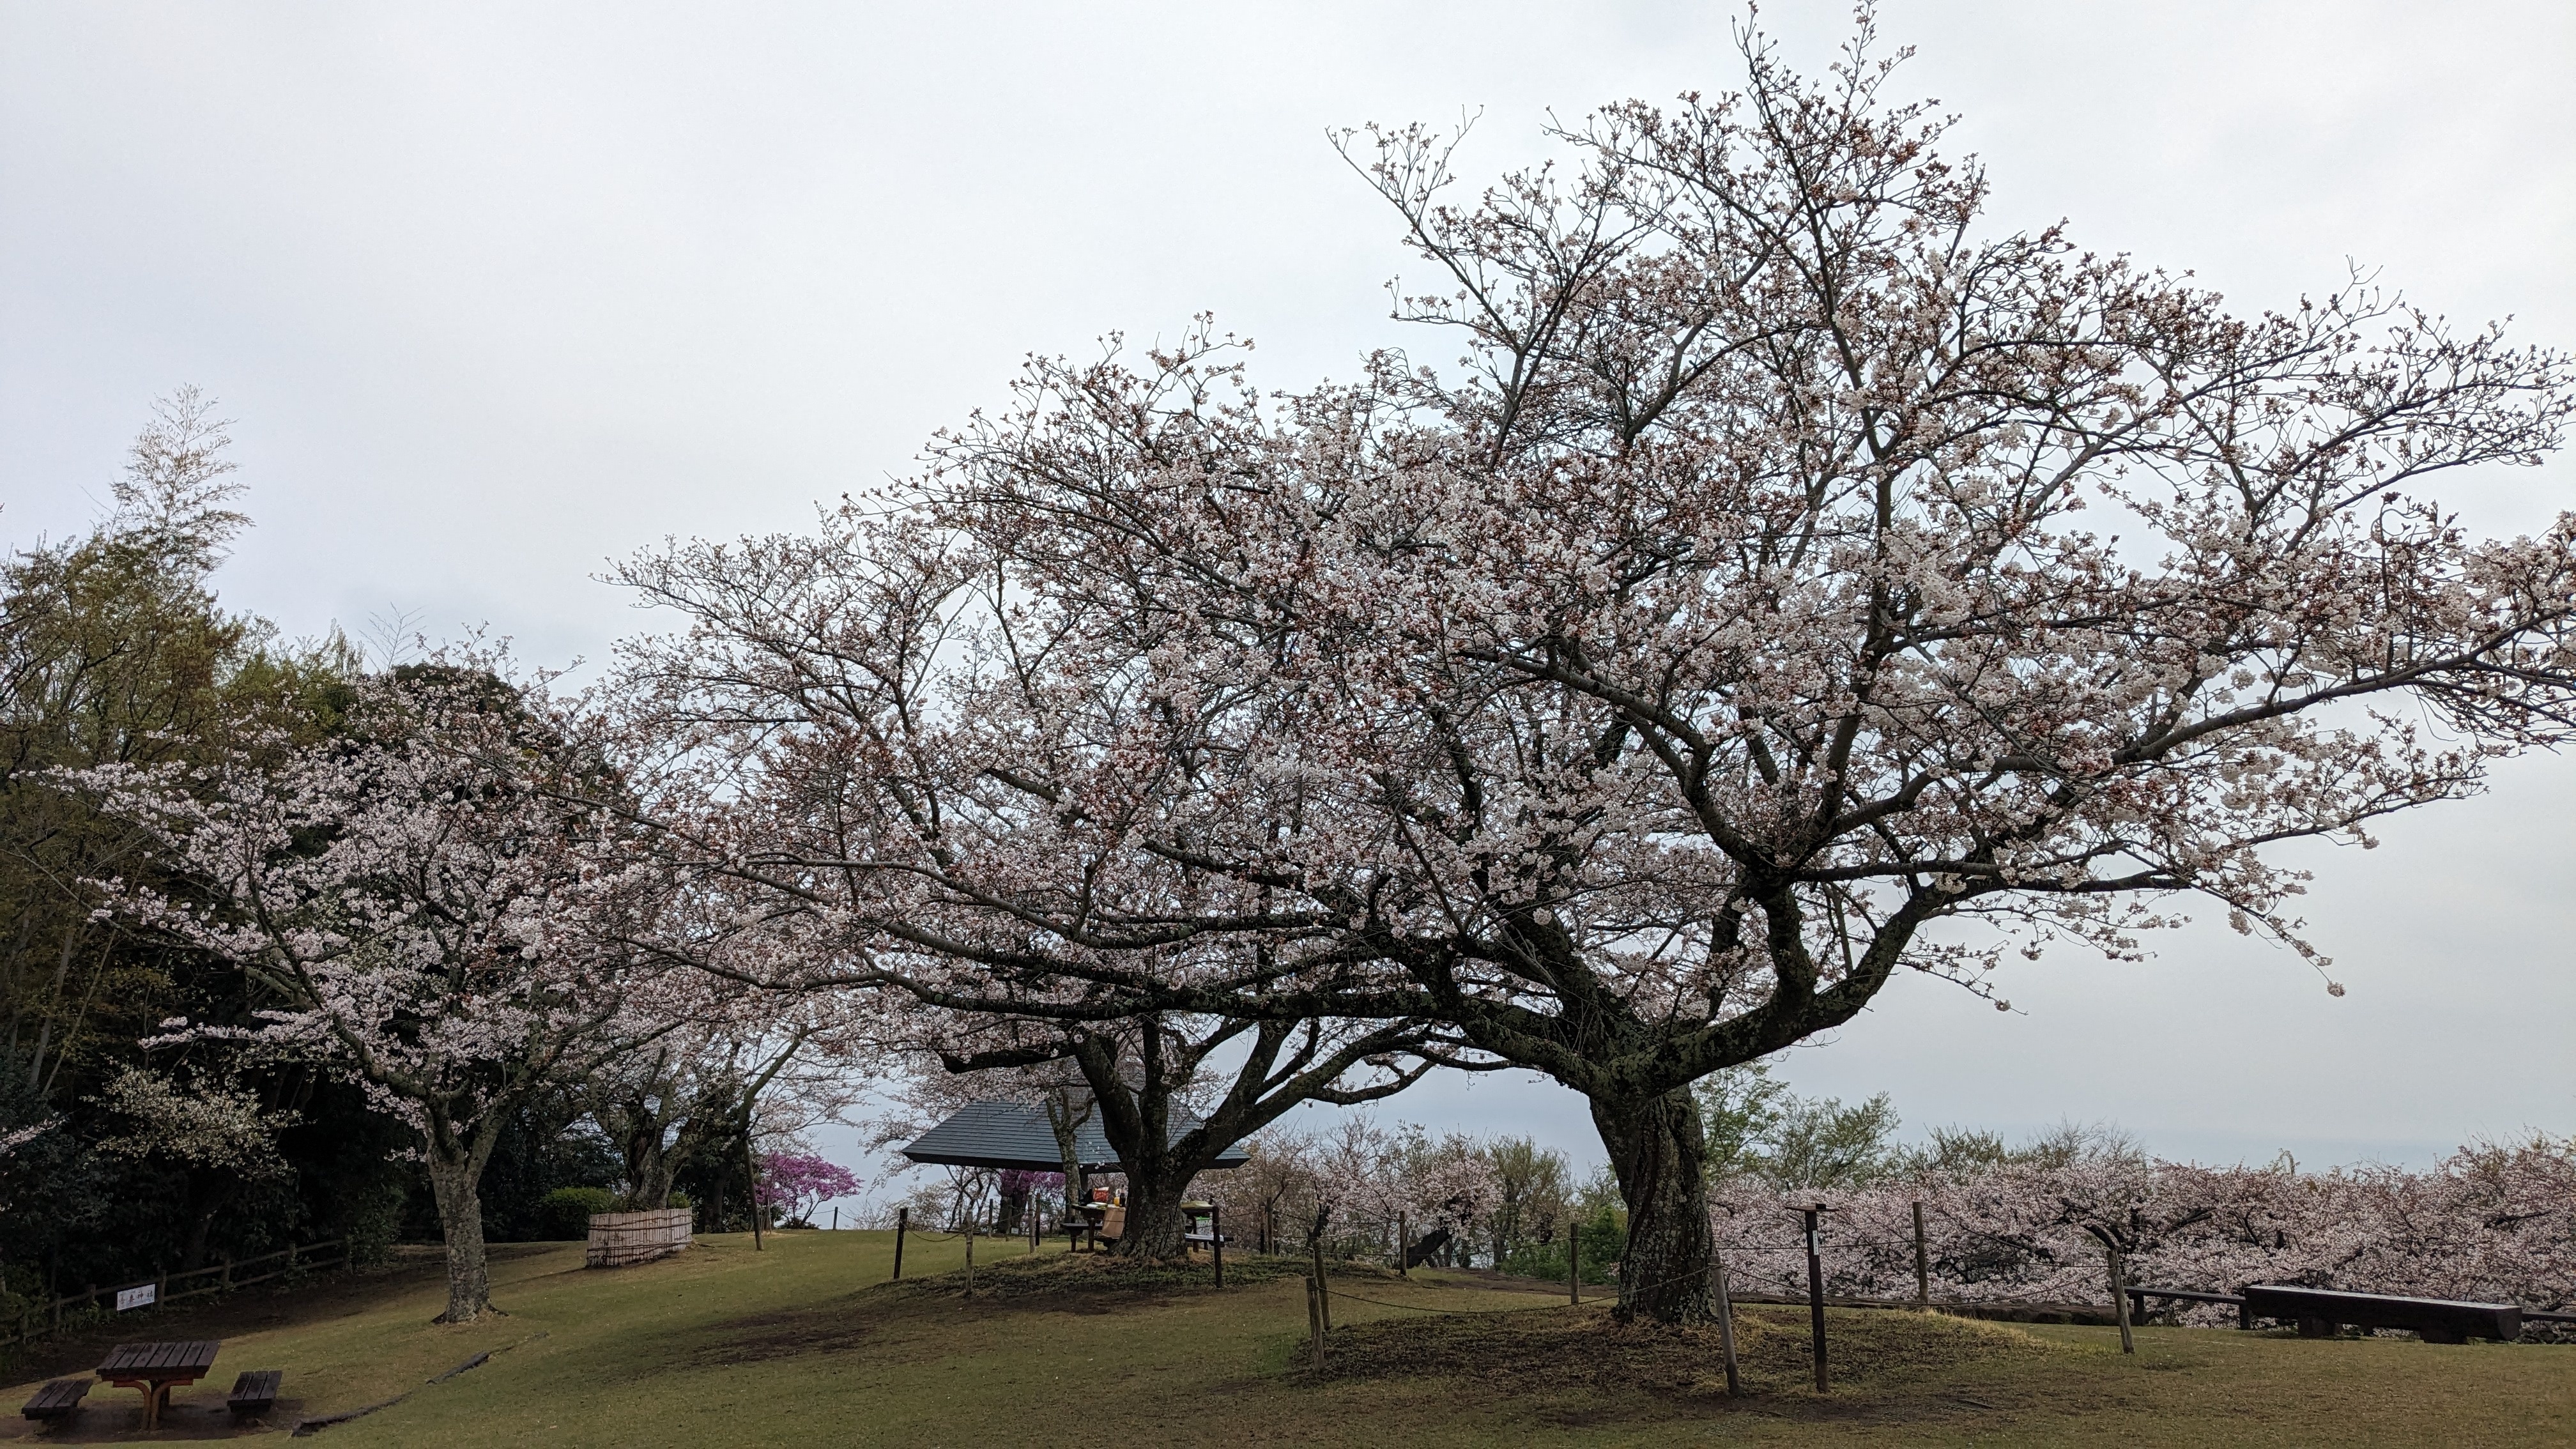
[3, 1239, 348, 1350]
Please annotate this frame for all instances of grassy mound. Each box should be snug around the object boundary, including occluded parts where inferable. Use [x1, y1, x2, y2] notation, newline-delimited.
[873, 1247, 1399, 1301]
[1316, 1300, 2055, 1398]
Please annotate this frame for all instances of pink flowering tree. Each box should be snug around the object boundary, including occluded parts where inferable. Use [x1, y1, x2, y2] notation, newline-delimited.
[71, 661, 688, 1322]
[614, 8, 2574, 1323]
[755, 1152, 861, 1225]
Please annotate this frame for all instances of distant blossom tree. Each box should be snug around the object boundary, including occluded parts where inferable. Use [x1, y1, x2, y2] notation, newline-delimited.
[74, 661, 689, 1322]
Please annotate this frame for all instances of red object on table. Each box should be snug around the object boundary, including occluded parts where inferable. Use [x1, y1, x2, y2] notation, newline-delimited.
[97, 1340, 221, 1430]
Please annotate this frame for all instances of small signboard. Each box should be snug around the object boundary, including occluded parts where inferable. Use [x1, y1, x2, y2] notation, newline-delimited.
[114, 1284, 156, 1312]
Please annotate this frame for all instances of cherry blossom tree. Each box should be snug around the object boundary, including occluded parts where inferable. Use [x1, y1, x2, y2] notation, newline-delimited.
[901, 20, 2573, 1321]
[590, 988, 862, 1214]
[73, 661, 690, 1322]
[610, 493, 1487, 1262]
[616, 8, 2573, 1322]
[1713, 1133, 2576, 1322]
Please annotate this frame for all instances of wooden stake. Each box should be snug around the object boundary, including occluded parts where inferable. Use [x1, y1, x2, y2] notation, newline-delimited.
[744, 1134, 764, 1251]
[1568, 1222, 1580, 1305]
[1799, 1204, 1829, 1393]
[1713, 1250, 1742, 1397]
[1912, 1200, 1931, 1310]
[1310, 1235, 1331, 1331]
[2109, 1247, 2135, 1354]
[965, 1218, 975, 1298]
[892, 1206, 908, 1281]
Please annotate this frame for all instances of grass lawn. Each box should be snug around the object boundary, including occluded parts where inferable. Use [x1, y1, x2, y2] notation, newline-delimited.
[5, 1230, 2566, 1446]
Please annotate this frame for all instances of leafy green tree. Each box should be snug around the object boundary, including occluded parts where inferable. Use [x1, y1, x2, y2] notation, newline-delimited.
[1696, 1059, 1899, 1188]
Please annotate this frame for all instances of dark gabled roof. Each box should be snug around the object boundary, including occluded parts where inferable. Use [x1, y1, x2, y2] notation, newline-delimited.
[898, 1100, 1250, 1174]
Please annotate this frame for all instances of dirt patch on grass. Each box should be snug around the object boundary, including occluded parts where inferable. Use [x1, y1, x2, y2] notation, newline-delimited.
[690, 1303, 883, 1366]
[1315, 1301, 2056, 1401]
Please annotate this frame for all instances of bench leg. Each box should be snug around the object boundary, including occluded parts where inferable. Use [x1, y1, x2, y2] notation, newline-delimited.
[2419, 1327, 2467, 1345]
[2296, 1316, 2334, 1338]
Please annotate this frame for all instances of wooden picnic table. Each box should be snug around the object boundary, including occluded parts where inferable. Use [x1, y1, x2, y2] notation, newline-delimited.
[96, 1340, 221, 1430]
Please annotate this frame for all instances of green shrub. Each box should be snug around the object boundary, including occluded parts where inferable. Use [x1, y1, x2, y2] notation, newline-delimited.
[1499, 1202, 1625, 1284]
[535, 1186, 617, 1241]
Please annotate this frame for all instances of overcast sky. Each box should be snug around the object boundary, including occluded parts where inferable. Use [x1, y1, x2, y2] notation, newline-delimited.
[6, 1, 2571, 1188]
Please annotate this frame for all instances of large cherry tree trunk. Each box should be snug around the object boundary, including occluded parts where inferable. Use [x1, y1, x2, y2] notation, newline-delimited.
[1109, 1150, 1194, 1261]
[424, 1151, 494, 1322]
[1590, 1087, 1715, 1324]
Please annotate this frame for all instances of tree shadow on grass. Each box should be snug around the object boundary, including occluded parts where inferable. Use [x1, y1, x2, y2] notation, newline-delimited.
[671, 1252, 1376, 1370]
[1310, 1302, 2070, 1426]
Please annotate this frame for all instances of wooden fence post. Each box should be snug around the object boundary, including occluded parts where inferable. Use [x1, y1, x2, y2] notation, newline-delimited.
[1310, 1235, 1331, 1331]
[1912, 1200, 1931, 1310]
[1397, 1211, 1408, 1277]
[1712, 1250, 1743, 1397]
[1306, 1276, 1326, 1370]
[2108, 1248, 2135, 1354]
[1799, 1204, 1830, 1393]
[964, 1218, 976, 1298]
[892, 1206, 908, 1281]
[1568, 1223, 1580, 1305]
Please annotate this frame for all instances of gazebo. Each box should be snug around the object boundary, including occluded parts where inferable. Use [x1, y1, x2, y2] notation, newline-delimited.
[897, 1099, 1252, 1175]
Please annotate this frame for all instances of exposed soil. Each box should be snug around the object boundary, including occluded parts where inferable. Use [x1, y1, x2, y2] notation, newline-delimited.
[687, 1303, 882, 1367]
[1311, 1300, 2057, 1403]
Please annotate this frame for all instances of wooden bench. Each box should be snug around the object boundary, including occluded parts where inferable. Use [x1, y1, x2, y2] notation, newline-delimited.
[2239, 1284, 2522, 1343]
[2126, 1285, 2251, 1328]
[1062, 1204, 1126, 1252]
[227, 1369, 284, 1414]
[20, 1377, 90, 1422]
